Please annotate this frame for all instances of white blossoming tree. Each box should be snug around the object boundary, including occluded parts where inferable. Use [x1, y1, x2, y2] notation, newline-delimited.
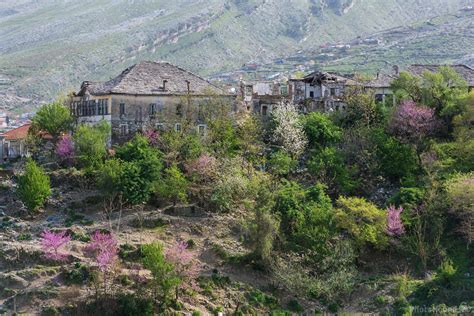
[271, 102, 308, 158]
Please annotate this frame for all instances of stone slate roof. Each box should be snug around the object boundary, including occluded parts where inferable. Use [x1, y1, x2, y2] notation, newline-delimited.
[77, 61, 225, 96]
[365, 73, 397, 88]
[366, 64, 474, 88]
[406, 64, 474, 87]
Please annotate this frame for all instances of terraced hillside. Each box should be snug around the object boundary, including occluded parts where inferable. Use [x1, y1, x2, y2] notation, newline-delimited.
[0, 0, 471, 112]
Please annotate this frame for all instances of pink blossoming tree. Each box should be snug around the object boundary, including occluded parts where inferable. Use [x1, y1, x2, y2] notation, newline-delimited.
[84, 231, 119, 297]
[386, 205, 405, 237]
[40, 230, 71, 261]
[55, 135, 74, 162]
[85, 231, 118, 272]
[185, 153, 217, 180]
[389, 101, 438, 148]
[166, 241, 200, 300]
[143, 129, 160, 146]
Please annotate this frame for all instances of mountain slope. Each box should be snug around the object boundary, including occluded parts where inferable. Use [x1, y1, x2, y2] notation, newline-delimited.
[0, 0, 471, 112]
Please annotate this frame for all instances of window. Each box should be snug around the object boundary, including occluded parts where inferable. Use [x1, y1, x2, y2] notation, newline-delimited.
[176, 104, 182, 116]
[120, 103, 125, 116]
[330, 88, 336, 96]
[280, 85, 288, 96]
[104, 99, 109, 115]
[375, 94, 384, 103]
[309, 91, 314, 98]
[156, 123, 164, 131]
[120, 125, 127, 136]
[245, 86, 253, 96]
[98, 100, 102, 115]
[197, 124, 206, 136]
[175, 123, 182, 132]
[149, 103, 157, 117]
[261, 105, 268, 116]
[89, 100, 96, 116]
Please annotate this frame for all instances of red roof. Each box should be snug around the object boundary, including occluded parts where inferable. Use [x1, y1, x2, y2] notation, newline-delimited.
[1, 124, 31, 141]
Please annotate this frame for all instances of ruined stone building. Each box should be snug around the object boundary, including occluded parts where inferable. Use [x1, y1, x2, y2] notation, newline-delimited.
[289, 71, 358, 113]
[70, 61, 235, 144]
[240, 81, 291, 117]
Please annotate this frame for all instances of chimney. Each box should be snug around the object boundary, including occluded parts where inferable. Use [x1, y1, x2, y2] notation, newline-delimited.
[185, 80, 190, 94]
[162, 79, 168, 91]
[393, 65, 400, 76]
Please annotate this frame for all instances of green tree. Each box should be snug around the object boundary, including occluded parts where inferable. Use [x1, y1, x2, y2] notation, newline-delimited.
[273, 181, 336, 255]
[391, 71, 422, 103]
[97, 158, 124, 200]
[112, 135, 163, 205]
[31, 101, 72, 143]
[158, 131, 202, 164]
[17, 159, 51, 212]
[335, 196, 388, 249]
[73, 121, 110, 168]
[115, 135, 163, 181]
[142, 242, 179, 306]
[391, 67, 469, 134]
[209, 158, 256, 212]
[342, 85, 379, 127]
[421, 66, 468, 119]
[236, 112, 264, 164]
[206, 117, 240, 157]
[247, 186, 280, 265]
[156, 164, 188, 205]
[371, 128, 418, 182]
[303, 112, 342, 149]
[268, 150, 297, 176]
[307, 147, 356, 195]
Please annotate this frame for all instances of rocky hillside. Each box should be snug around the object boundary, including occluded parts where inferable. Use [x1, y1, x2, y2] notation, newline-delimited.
[0, 0, 471, 112]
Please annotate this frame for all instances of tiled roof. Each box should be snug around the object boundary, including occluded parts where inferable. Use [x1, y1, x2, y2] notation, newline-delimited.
[77, 61, 225, 96]
[1, 124, 30, 140]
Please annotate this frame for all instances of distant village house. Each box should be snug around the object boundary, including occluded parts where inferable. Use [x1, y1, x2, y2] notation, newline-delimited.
[289, 71, 358, 113]
[0, 124, 31, 161]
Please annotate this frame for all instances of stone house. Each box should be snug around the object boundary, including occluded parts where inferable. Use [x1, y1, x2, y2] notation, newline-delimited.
[70, 61, 235, 144]
[240, 81, 291, 117]
[0, 124, 31, 161]
[366, 64, 474, 106]
[289, 71, 358, 113]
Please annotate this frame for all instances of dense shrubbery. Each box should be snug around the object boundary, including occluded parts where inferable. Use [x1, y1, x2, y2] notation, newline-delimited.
[26, 67, 473, 312]
[17, 159, 51, 212]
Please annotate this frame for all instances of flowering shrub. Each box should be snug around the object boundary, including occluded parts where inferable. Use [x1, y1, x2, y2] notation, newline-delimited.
[40, 230, 71, 261]
[85, 231, 118, 272]
[166, 241, 200, 295]
[386, 205, 405, 237]
[143, 129, 159, 146]
[389, 101, 438, 145]
[55, 135, 74, 160]
[272, 102, 308, 158]
[185, 153, 217, 179]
